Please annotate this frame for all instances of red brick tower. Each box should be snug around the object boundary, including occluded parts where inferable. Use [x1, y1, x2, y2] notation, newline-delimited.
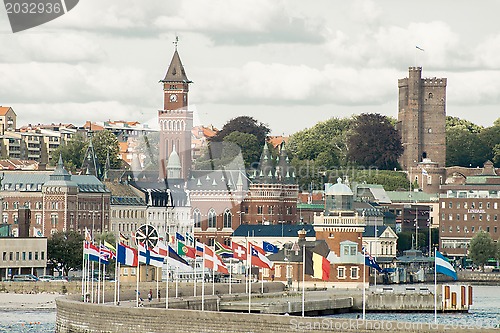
[158, 44, 193, 180]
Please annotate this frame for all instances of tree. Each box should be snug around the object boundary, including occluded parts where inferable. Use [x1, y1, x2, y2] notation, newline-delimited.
[223, 131, 261, 168]
[47, 231, 84, 275]
[346, 113, 403, 170]
[92, 130, 121, 169]
[50, 133, 88, 172]
[469, 231, 495, 271]
[478, 125, 500, 167]
[446, 116, 483, 133]
[210, 116, 270, 146]
[446, 127, 490, 167]
[287, 117, 351, 169]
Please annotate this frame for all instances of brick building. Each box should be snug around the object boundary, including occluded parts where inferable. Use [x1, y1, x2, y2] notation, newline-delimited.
[439, 162, 500, 259]
[0, 156, 110, 237]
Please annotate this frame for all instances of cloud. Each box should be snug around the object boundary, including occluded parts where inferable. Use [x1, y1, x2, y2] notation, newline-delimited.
[47, 0, 325, 45]
[0, 33, 105, 63]
[194, 62, 399, 106]
[0, 62, 154, 104]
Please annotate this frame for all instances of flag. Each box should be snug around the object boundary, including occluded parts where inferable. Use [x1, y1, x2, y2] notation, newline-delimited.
[214, 253, 229, 274]
[202, 244, 215, 270]
[231, 242, 247, 261]
[312, 252, 330, 280]
[84, 228, 92, 242]
[175, 232, 185, 242]
[117, 243, 138, 266]
[195, 243, 204, 257]
[119, 233, 129, 242]
[100, 244, 115, 262]
[262, 241, 279, 253]
[363, 247, 382, 273]
[215, 241, 233, 258]
[167, 245, 189, 266]
[422, 168, 428, 176]
[138, 243, 165, 268]
[84, 241, 100, 262]
[416, 45, 425, 51]
[435, 251, 457, 280]
[250, 244, 273, 269]
[177, 241, 196, 259]
[33, 227, 43, 237]
[155, 241, 169, 257]
[185, 232, 194, 244]
[104, 241, 116, 256]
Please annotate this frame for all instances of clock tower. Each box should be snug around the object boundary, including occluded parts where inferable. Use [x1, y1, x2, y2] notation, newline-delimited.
[158, 45, 193, 180]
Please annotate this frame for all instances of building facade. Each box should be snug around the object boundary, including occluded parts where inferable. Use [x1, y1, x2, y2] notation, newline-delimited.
[439, 165, 500, 259]
[0, 237, 47, 280]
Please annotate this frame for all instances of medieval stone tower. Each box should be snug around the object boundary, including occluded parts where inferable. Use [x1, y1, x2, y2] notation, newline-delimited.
[158, 47, 193, 180]
[397, 67, 447, 171]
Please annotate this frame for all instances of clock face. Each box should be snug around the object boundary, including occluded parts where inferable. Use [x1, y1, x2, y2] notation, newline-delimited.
[169, 94, 178, 102]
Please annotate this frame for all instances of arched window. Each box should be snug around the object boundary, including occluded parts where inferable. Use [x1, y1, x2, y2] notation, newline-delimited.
[223, 209, 232, 229]
[208, 209, 216, 228]
[193, 209, 201, 228]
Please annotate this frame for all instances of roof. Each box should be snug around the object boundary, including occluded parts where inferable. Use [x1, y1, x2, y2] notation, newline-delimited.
[161, 50, 191, 83]
[232, 224, 315, 238]
[296, 203, 324, 210]
[386, 191, 439, 202]
[187, 169, 248, 192]
[1, 171, 108, 192]
[0, 106, 14, 116]
[362, 225, 392, 238]
[465, 175, 500, 185]
[325, 178, 353, 196]
[268, 240, 329, 263]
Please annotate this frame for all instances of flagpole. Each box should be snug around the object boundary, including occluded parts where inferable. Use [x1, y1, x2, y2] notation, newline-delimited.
[362, 250, 366, 320]
[212, 244, 216, 296]
[90, 261, 94, 303]
[229, 258, 232, 295]
[175, 266, 179, 298]
[248, 243, 252, 314]
[117, 263, 121, 305]
[302, 243, 305, 317]
[81, 241, 86, 302]
[434, 247, 437, 324]
[114, 242, 118, 305]
[136, 248, 140, 307]
[202, 245, 205, 311]
[166, 241, 169, 309]
[102, 263, 106, 303]
[245, 234, 249, 294]
[193, 246, 197, 297]
[97, 242, 102, 304]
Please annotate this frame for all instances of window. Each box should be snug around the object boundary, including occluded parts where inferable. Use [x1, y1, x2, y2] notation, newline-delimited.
[208, 209, 216, 228]
[448, 214, 452, 221]
[193, 209, 201, 228]
[35, 214, 42, 225]
[464, 202, 468, 209]
[275, 265, 281, 278]
[448, 202, 452, 209]
[28, 252, 32, 260]
[223, 209, 232, 229]
[51, 214, 58, 227]
[286, 265, 293, 279]
[471, 226, 475, 233]
[208, 238, 215, 246]
[456, 214, 460, 221]
[22, 252, 26, 260]
[441, 202, 445, 209]
[351, 267, 359, 279]
[257, 206, 263, 214]
[427, 175, 432, 185]
[464, 214, 467, 221]
[337, 267, 345, 279]
[456, 202, 460, 209]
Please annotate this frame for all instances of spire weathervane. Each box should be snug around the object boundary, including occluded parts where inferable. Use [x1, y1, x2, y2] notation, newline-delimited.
[173, 35, 179, 50]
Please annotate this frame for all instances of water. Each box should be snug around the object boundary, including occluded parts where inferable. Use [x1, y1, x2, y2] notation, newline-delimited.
[0, 310, 55, 333]
[0, 285, 499, 332]
[329, 285, 500, 330]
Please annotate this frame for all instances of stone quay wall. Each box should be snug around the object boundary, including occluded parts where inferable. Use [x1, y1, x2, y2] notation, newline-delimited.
[56, 295, 499, 333]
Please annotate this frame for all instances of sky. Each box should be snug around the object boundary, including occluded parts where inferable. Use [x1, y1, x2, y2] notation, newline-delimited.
[1, 0, 500, 135]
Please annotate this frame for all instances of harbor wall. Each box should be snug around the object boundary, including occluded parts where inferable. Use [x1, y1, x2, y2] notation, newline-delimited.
[56, 296, 497, 333]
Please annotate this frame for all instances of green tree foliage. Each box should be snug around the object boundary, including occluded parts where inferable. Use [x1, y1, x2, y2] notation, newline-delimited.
[478, 125, 500, 167]
[50, 133, 88, 172]
[47, 231, 84, 274]
[346, 113, 403, 170]
[446, 116, 483, 133]
[469, 231, 496, 271]
[210, 116, 270, 147]
[287, 117, 351, 169]
[133, 132, 160, 170]
[92, 130, 121, 169]
[446, 127, 490, 167]
[223, 132, 261, 168]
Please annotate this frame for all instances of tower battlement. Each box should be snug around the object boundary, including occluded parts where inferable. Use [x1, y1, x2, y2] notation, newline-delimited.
[422, 78, 447, 87]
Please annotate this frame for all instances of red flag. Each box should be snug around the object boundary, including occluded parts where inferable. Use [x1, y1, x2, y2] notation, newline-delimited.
[231, 242, 247, 260]
[250, 243, 273, 269]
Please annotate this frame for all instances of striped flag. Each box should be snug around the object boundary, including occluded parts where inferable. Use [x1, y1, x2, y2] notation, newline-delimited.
[215, 241, 233, 258]
[435, 251, 457, 280]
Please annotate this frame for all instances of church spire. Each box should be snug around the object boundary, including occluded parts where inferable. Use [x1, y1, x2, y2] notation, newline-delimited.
[161, 38, 192, 83]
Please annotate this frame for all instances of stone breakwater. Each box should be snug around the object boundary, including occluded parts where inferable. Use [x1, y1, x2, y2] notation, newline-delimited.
[56, 295, 500, 333]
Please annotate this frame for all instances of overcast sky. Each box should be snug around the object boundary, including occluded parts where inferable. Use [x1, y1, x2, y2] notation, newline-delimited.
[1, 0, 499, 135]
